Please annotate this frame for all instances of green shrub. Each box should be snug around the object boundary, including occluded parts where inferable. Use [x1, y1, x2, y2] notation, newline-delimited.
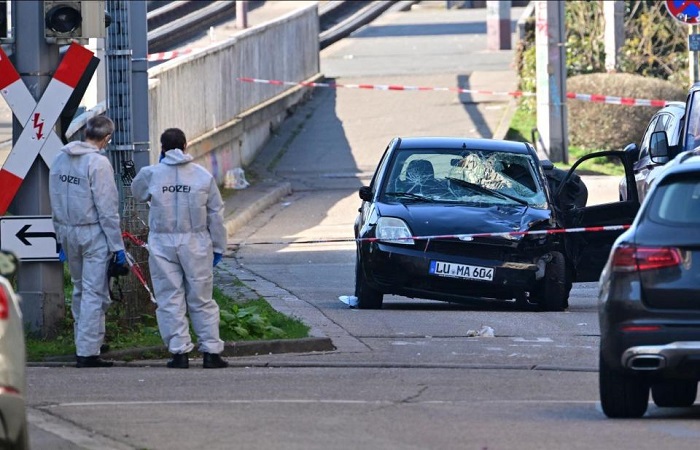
[219, 304, 285, 341]
[567, 73, 686, 150]
[512, 1, 691, 153]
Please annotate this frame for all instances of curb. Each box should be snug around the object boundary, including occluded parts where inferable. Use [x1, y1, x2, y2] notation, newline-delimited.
[223, 181, 292, 237]
[30, 337, 335, 366]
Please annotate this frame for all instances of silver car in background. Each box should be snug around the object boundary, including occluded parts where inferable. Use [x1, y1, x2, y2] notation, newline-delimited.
[619, 102, 685, 202]
[0, 250, 28, 449]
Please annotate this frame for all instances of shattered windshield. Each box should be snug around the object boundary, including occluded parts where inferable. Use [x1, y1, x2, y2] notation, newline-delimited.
[381, 147, 547, 208]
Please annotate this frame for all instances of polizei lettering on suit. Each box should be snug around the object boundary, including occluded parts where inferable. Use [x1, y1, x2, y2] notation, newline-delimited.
[59, 174, 80, 185]
[162, 185, 192, 193]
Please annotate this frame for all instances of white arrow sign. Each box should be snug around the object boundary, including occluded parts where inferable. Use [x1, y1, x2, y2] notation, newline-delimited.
[0, 216, 58, 261]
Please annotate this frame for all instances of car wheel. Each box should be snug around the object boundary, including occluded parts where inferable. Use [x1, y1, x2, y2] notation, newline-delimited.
[651, 380, 698, 407]
[599, 353, 649, 418]
[12, 423, 29, 450]
[355, 252, 383, 309]
[532, 251, 568, 311]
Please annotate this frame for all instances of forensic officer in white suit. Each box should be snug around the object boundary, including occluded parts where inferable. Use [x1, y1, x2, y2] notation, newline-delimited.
[49, 115, 126, 368]
[131, 127, 228, 369]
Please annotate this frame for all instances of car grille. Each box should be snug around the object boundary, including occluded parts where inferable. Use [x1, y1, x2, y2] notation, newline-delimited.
[418, 239, 509, 260]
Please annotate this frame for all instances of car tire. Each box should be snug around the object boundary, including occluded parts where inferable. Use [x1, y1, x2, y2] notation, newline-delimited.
[599, 353, 649, 418]
[651, 380, 698, 407]
[532, 251, 568, 312]
[13, 423, 29, 450]
[355, 252, 383, 309]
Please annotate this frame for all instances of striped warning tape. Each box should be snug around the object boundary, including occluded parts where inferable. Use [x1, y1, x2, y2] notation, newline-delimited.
[231, 224, 631, 247]
[147, 48, 195, 62]
[237, 77, 672, 107]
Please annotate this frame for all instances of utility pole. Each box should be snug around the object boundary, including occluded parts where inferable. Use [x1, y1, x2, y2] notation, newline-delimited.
[129, 0, 150, 172]
[11, 0, 64, 336]
[486, 1, 511, 51]
[603, 1, 624, 72]
[690, 24, 700, 84]
[534, 0, 567, 163]
[236, 1, 248, 30]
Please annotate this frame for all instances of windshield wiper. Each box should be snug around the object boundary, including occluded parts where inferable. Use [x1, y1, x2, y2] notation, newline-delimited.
[446, 177, 529, 206]
[384, 191, 431, 202]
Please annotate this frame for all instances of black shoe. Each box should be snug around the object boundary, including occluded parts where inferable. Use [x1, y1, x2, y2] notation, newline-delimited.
[202, 352, 229, 369]
[167, 353, 189, 369]
[76, 355, 114, 368]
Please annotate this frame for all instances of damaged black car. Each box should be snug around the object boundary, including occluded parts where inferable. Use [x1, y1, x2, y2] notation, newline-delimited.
[354, 136, 640, 311]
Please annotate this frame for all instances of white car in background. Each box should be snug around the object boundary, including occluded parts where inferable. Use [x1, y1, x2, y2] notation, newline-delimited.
[619, 102, 685, 202]
[0, 250, 28, 449]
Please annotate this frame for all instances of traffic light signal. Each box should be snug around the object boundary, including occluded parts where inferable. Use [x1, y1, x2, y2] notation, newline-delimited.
[0, 1, 7, 41]
[44, 1, 108, 44]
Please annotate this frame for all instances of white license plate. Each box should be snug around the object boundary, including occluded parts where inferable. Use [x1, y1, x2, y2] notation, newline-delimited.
[429, 260, 494, 281]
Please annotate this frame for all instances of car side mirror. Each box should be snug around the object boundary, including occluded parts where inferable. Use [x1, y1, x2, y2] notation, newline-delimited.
[649, 131, 670, 164]
[623, 142, 640, 162]
[358, 186, 372, 201]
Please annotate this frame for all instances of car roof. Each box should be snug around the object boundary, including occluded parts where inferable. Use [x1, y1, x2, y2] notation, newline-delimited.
[657, 155, 700, 181]
[658, 102, 685, 115]
[396, 137, 532, 155]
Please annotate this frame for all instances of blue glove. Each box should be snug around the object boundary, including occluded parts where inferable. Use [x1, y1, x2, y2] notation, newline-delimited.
[213, 252, 222, 267]
[58, 245, 67, 263]
[115, 250, 126, 265]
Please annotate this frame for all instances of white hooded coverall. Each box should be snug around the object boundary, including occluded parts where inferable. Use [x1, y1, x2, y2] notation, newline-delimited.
[49, 141, 125, 357]
[130, 149, 226, 354]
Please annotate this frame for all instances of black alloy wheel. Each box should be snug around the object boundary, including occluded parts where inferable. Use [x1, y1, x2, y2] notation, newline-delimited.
[354, 250, 383, 309]
[599, 353, 650, 418]
[651, 380, 698, 407]
[532, 251, 568, 312]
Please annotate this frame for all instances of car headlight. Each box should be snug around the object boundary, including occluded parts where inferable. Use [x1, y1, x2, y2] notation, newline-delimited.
[376, 217, 415, 244]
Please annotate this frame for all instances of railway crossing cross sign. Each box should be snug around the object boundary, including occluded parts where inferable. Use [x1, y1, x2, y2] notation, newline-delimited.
[0, 42, 94, 215]
[665, 0, 700, 24]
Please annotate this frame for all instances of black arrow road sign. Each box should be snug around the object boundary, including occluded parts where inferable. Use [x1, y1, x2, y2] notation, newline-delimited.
[16, 224, 56, 246]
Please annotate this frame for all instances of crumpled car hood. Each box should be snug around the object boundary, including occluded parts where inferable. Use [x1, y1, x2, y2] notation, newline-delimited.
[376, 202, 552, 237]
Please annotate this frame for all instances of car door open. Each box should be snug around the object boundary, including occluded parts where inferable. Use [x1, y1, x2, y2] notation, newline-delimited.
[556, 150, 640, 282]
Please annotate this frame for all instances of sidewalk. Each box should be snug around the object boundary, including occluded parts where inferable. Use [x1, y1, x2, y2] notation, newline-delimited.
[24, 1, 526, 364]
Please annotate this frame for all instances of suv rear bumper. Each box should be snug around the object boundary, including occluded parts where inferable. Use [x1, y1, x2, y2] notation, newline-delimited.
[622, 341, 700, 371]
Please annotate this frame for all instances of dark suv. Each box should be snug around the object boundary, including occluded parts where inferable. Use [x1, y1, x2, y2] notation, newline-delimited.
[598, 153, 700, 418]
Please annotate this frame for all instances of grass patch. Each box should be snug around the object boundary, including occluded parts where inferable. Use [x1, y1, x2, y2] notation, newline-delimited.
[505, 102, 625, 176]
[504, 104, 536, 143]
[214, 287, 310, 341]
[26, 274, 310, 361]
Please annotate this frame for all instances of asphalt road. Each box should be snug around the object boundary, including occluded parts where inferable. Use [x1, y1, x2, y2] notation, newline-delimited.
[25, 3, 700, 450]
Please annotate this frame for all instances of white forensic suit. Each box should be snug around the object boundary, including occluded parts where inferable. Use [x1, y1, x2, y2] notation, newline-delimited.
[131, 149, 226, 355]
[49, 141, 125, 357]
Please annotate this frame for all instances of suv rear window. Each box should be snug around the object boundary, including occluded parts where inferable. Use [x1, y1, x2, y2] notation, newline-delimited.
[648, 175, 700, 224]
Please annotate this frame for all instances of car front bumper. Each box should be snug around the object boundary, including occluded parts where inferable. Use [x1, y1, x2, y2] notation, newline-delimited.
[361, 241, 542, 303]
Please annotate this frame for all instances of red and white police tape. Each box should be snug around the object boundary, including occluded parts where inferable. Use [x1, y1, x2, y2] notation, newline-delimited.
[237, 77, 670, 107]
[231, 224, 631, 247]
[121, 231, 155, 303]
[147, 48, 195, 62]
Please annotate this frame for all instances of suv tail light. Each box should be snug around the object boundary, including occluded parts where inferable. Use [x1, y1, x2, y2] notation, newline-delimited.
[611, 245, 682, 272]
[0, 286, 9, 320]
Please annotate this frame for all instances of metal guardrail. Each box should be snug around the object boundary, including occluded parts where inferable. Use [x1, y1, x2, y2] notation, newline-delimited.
[64, 1, 415, 142]
[147, 0, 239, 53]
[146, 0, 414, 54]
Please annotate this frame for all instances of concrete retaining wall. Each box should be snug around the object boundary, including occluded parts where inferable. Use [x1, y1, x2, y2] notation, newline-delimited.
[146, 4, 320, 182]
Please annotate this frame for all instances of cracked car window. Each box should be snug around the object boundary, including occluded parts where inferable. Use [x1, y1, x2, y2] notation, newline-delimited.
[384, 148, 546, 207]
